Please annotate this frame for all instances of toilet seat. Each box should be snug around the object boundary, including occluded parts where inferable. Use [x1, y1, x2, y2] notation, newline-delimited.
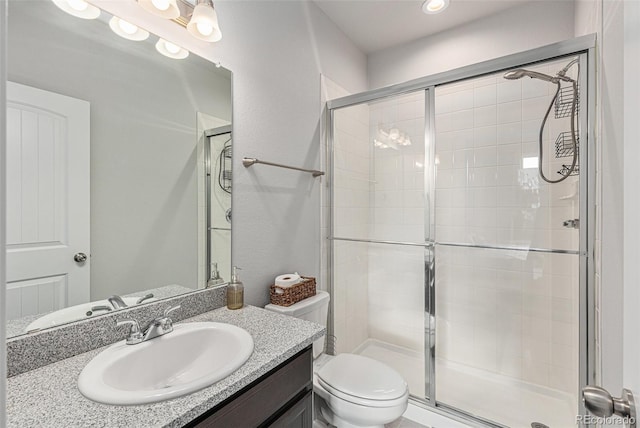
[316, 377, 408, 408]
[316, 354, 408, 408]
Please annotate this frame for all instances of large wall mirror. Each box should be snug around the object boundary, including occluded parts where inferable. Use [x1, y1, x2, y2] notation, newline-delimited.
[5, 0, 232, 338]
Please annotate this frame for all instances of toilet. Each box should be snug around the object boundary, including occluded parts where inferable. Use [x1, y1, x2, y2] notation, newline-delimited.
[265, 291, 409, 428]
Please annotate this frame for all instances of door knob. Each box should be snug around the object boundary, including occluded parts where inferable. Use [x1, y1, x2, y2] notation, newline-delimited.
[74, 252, 88, 263]
[582, 385, 636, 427]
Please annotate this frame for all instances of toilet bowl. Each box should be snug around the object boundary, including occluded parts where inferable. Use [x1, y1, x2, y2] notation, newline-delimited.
[265, 291, 409, 428]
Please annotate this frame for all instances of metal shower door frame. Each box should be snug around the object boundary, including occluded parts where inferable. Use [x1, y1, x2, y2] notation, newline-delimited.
[327, 34, 597, 427]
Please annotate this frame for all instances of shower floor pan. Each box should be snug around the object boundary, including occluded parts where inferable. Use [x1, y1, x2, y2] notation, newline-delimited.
[354, 339, 575, 428]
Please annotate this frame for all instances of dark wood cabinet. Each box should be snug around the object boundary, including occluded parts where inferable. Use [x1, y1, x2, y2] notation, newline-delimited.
[185, 346, 313, 428]
[268, 390, 312, 428]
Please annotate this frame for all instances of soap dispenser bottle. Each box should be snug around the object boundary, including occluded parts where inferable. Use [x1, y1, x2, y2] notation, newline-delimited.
[207, 263, 225, 288]
[227, 266, 244, 310]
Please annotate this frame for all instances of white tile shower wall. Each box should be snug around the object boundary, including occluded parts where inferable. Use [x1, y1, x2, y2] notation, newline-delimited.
[332, 101, 371, 354]
[434, 62, 581, 396]
[436, 247, 579, 395]
[366, 92, 426, 355]
[435, 64, 580, 252]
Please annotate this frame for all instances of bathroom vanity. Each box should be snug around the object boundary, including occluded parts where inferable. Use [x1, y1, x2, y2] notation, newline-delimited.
[6, 306, 323, 427]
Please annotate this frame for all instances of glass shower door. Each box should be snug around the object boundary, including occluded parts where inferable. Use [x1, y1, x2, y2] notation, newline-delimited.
[432, 55, 583, 427]
[331, 90, 429, 399]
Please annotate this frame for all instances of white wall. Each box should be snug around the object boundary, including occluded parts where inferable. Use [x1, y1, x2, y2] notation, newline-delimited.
[367, 1, 575, 89]
[598, 0, 625, 397]
[574, 0, 626, 396]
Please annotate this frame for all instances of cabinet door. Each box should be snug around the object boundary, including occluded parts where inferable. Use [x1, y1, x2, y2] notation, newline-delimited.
[186, 347, 312, 428]
[267, 390, 312, 428]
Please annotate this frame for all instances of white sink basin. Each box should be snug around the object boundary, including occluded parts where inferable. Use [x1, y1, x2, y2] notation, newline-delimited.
[25, 296, 157, 332]
[78, 322, 254, 405]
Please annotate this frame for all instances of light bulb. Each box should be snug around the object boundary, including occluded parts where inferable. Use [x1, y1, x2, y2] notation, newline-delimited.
[155, 38, 189, 59]
[52, 0, 100, 19]
[109, 17, 149, 41]
[118, 19, 138, 35]
[138, 0, 179, 19]
[67, 0, 88, 11]
[151, 0, 170, 11]
[165, 42, 180, 54]
[187, 1, 222, 42]
[427, 0, 444, 11]
[196, 22, 214, 36]
[422, 0, 450, 14]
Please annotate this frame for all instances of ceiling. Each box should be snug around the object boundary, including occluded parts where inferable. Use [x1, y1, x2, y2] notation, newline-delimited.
[313, 0, 535, 54]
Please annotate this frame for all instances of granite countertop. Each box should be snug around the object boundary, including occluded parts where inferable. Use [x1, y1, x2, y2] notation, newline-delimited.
[7, 305, 325, 428]
[6, 284, 195, 339]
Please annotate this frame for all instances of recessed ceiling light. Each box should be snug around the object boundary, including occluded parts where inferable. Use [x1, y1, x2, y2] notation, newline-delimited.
[422, 0, 450, 14]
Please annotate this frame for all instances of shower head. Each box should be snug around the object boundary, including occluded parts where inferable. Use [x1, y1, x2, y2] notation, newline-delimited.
[503, 69, 558, 83]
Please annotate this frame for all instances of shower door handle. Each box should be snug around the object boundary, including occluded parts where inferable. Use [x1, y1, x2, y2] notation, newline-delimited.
[582, 385, 636, 427]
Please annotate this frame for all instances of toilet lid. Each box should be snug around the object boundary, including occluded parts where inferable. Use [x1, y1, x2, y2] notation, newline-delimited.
[316, 354, 408, 401]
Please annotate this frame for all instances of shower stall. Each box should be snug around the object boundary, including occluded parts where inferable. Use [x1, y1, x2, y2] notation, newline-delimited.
[327, 37, 595, 428]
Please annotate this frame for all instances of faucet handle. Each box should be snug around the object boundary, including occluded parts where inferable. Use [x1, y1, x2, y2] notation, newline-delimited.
[164, 305, 181, 318]
[136, 293, 154, 305]
[116, 319, 143, 345]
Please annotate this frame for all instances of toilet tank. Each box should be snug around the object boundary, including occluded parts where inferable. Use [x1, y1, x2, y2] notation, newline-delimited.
[265, 291, 330, 358]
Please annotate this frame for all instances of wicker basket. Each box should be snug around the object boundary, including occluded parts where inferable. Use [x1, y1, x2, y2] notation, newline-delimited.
[269, 276, 316, 307]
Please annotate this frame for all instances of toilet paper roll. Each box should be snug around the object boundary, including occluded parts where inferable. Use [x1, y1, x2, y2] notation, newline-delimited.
[275, 273, 301, 288]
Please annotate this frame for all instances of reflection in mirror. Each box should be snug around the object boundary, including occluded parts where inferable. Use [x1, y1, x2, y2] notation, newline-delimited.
[5, 0, 232, 338]
[202, 120, 232, 286]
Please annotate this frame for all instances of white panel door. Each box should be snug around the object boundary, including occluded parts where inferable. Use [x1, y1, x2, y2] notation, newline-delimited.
[6, 82, 90, 319]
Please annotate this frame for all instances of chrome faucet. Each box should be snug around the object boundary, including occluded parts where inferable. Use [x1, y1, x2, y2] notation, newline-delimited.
[108, 295, 128, 310]
[116, 305, 181, 345]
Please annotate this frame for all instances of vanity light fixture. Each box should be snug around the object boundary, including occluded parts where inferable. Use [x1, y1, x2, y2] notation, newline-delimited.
[187, 0, 222, 42]
[51, 0, 100, 19]
[422, 0, 450, 14]
[155, 38, 189, 59]
[138, 0, 180, 19]
[108, 17, 150, 41]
